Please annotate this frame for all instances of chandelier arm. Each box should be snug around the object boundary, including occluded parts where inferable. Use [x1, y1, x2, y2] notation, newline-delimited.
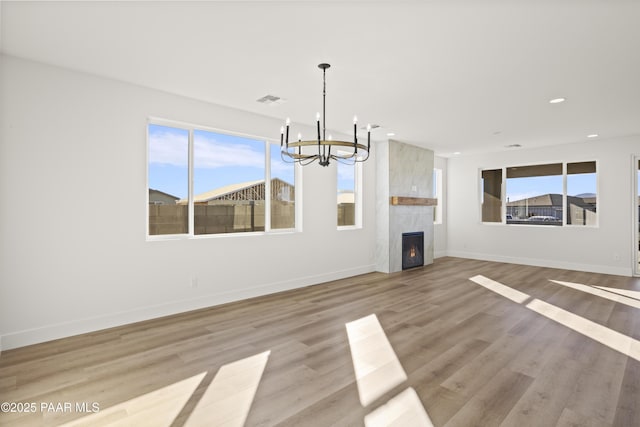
[280, 151, 297, 164]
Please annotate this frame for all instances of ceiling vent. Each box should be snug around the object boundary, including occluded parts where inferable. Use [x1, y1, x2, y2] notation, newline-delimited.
[505, 144, 522, 148]
[257, 95, 285, 106]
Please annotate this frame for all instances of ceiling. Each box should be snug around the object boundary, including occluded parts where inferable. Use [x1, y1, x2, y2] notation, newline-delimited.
[2, 0, 639, 156]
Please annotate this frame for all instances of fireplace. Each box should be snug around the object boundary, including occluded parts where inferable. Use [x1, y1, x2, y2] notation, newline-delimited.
[402, 232, 424, 270]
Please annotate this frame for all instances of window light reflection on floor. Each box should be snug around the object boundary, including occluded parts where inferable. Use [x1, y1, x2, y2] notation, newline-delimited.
[61, 372, 207, 427]
[364, 387, 434, 427]
[60, 350, 270, 427]
[345, 314, 408, 407]
[185, 350, 270, 427]
[470, 275, 640, 362]
[346, 314, 433, 427]
[549, 280, 640, 309]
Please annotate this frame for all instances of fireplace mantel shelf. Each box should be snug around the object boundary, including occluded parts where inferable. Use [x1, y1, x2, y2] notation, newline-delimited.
[390, 196, 437, 206]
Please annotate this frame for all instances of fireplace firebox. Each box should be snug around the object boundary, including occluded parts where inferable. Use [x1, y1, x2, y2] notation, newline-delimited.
[402, 232, 424, 270]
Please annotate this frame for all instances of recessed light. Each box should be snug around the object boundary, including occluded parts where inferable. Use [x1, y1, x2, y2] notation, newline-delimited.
[549, 97, 566, 104]
[453, 151, 461, 155]
[386, 132, 395, 137]
[587, 134, 599, 138]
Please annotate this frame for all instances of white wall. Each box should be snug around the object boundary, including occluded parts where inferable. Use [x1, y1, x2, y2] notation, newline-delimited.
[0, 55, 378, 350]
[434, 156, 447, 258]
[446, 137, 640, 276]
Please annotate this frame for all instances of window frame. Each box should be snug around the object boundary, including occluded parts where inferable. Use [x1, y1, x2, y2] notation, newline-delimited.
[479, 160, 598, 228]
[433, 168, 443, 225]
[146, 117, 300, 241]
[336, 156, 363, 230]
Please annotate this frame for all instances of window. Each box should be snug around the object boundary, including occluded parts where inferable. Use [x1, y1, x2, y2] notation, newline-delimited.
[148, 124, 189, 235]
[481, 169, 502, 223]
[566, 161, 597, 226]
[481, 161, 598, 226]
[192, 130, 266, 235]
[147, 121, 296, 237]
[433, 168, 443, 224]
[337, 160, 356, 227]
[506, 163, 562, 225]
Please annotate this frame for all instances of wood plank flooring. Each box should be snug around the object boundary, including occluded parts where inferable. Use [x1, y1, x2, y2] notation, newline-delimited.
[2, 257, 640, 426]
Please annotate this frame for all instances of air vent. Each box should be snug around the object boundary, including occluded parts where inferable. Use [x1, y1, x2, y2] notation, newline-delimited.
[360, 124, 380, 130]
[256, 95, 285, 105]
[505, 144, 522, 148]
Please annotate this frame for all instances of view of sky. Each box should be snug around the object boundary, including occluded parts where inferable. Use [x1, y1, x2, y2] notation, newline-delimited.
[149, 124, 303, 200]
[506, 173, 597, 203]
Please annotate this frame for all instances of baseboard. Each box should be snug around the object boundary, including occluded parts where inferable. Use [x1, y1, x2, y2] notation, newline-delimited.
[0, 264, 377, 351]
[445, 250, 633, 277]
[434, 250, 447, 259]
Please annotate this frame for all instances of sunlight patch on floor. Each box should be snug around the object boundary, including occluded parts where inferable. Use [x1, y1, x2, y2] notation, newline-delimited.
[592, 285, 640, 302]
[525, 299, 640, 360]
[549, 280, 640, 309]
[364, 387, 434, 427]
[471, 275, 640, 362]
[346, 314, 408, 407]
[185, 350, 270, 427]
[469, 275, 530, 303]
[61, 372, 207, 427]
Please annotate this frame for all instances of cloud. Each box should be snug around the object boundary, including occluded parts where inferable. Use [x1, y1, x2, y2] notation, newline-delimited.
[149, 129, 188, 167]
[194, 138, 264, 169]
[149, 129, 266, 169]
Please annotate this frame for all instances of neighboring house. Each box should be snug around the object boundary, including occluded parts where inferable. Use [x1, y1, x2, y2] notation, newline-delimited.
[148, 189, 180, 205]
[507, 193, 564, 219]
[506, 193, 597, 225]
[177, 178, 294, 205]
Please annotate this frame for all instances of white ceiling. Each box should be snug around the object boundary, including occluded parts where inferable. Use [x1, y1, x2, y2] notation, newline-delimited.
[2, 0, 639, 156]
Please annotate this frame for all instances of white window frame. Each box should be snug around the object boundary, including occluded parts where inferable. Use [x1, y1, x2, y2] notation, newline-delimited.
[479, 160, 599, 228]
[146, 117, 300, 240]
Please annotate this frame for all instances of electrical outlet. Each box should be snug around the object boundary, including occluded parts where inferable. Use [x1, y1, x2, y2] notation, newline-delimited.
[613, 253, 620, 262]
[191, 277, 198, 288]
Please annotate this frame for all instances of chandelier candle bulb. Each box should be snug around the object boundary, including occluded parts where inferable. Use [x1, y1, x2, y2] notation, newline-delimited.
[285, 119, 290, 149]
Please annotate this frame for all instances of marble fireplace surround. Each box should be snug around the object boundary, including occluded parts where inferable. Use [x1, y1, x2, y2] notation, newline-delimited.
[376, 140, 435, 273]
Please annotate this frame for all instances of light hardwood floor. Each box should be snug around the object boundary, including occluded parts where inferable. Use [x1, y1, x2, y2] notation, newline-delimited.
[2, 257, 640, 426]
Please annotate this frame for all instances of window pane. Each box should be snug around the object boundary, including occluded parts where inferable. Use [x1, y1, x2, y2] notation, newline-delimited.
[567, 161, 597, 226]
[337, 161, 356, 226]
[506, 163, 562, 225]
[270, 145, 295, 229]
[481, 169, 502, 222]
[193, 130, 265, 235]
[148, 124, 189, 235]
[433, 168, 442, 224]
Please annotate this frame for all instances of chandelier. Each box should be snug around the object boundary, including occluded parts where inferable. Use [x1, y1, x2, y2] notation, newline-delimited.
[280, 63, 371, 167]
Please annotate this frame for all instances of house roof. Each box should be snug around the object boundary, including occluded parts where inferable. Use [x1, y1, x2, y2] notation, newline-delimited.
[507, 194, 563, 207]
[508, 193, 597, 207]
[149, 188, 180, 201]
[337, 191, 355, 205]
[179, 178, 292, 204]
